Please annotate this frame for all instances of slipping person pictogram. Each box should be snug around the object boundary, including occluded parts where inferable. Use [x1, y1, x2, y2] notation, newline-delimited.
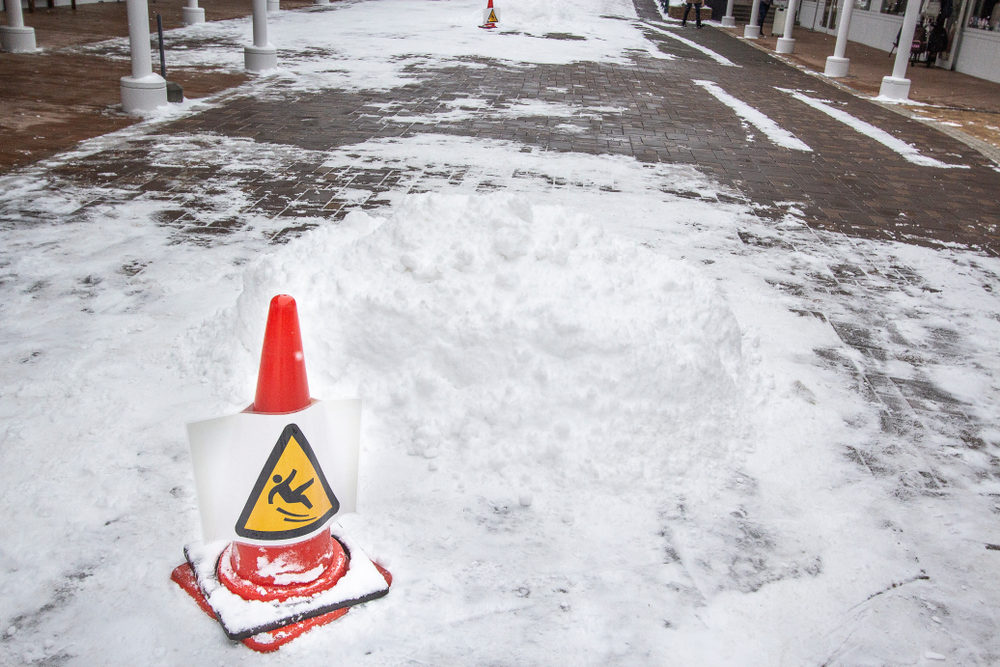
[269, 469, 315, 509]
[235, 424, 340, 540]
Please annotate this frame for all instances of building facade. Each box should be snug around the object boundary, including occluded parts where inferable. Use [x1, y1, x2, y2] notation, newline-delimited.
[797, 0, 1000, 82]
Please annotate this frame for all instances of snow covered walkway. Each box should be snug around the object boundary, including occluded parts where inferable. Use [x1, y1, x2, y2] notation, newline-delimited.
[1, 0, 999, 664]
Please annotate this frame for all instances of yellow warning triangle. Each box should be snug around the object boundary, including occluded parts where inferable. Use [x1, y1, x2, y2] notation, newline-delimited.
[235, 424, 339, 541]
[486, 9, 498, 23]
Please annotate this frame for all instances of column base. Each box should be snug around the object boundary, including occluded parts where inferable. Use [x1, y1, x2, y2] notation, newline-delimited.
[0, 25, 36, 53]
[314, 0, 330, 4]
[245, 44, 278, 72]
[721, 16, 736, 27]
[775, 36, 795, 54]
[121, 74, 168, 114]
[182, 6, 205, 25]
[743, 24, 761, 39]
[267, 0, 280, 10]
[824, 55, 850, 77]
[878, 75, 911, 100]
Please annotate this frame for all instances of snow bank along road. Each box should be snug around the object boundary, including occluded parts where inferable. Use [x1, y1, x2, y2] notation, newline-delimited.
[1, 0, 999, 664]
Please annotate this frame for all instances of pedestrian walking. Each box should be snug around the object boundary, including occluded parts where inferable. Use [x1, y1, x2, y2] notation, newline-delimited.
[926, 15, 949, 67]
[682, 0, 704, 27]
[757, 0, 773, 34]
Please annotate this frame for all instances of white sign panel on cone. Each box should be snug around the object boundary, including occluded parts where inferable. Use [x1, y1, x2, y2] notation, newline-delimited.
[484, 4, 499, 24]
[187, 400, 361, 544]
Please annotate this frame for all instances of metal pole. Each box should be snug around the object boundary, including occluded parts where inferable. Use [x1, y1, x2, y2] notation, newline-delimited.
[156, 13, 166, 79]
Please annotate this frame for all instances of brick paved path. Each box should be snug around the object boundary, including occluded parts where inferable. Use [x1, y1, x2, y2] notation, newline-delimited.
[26, 0, 999, 256]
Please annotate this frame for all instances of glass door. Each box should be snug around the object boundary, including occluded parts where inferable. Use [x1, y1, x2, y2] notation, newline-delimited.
[822, 0, 841, 30]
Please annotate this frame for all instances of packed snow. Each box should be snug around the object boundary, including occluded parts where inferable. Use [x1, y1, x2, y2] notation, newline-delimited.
[2, 0, 1000, 665]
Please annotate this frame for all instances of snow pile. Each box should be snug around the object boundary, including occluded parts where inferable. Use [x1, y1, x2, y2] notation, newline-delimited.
[194, 191, 752, 495]
[498, 0, 634, 32]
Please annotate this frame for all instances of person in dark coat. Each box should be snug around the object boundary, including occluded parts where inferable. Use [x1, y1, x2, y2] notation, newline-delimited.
[682, 0, 704, 27]
[926, 15, 949, 67]
[757, 0, 773, 33]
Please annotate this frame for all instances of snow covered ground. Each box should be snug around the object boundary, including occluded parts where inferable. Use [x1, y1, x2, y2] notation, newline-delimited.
[2, 0, 1000, 664]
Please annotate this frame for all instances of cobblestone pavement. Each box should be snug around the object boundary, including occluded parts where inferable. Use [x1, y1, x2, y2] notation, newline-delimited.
[21, 0, 998, 256]
[0, 0, 315, 169]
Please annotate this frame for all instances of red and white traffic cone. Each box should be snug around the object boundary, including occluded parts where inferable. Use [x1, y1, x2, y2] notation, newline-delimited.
[480, 0, 498, 29]
[219, 295, 348, 603]
[172, 294, 390, 652]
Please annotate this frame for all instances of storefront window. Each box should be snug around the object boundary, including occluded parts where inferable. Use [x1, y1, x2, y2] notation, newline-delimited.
[968, 0, 1000, 28]
[882, 0, 907, 14]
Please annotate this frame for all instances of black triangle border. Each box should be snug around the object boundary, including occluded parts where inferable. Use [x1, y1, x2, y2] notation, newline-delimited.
[234, 423, 340, 541]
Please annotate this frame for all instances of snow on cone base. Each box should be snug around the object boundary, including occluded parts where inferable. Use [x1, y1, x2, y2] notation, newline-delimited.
[175, 527, 391, 644]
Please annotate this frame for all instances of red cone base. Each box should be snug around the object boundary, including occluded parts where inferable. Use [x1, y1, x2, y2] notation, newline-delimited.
[171, 561, 392, 652]
[218, 529, 349, 602]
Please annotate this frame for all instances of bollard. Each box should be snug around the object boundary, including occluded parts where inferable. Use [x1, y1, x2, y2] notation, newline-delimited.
[120, 0, 167, 113]
[0, 0, 37, 52]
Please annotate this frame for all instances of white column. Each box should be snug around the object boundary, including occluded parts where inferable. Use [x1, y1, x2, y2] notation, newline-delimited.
[745, 0, 762, 38]
[120, 0, 167, 113]
[0, 0, 37, 52]
[824, 0, 857, 76]
[722, 0, 737, 27]
[879, 0, 921, 99]
[182, 0, 205, 25]
[267, 0, 280, 12]
[775, 0, 800, 52]
[245, 0, 277, 72]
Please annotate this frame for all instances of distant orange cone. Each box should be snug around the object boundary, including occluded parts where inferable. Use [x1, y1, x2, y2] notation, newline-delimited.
[480, 0, 498, 29]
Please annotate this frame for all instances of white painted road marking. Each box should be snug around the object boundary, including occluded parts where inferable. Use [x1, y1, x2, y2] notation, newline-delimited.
[693, 80, 812, 151]
[643, 22, 741, 68]
[778, 88, 969, 169]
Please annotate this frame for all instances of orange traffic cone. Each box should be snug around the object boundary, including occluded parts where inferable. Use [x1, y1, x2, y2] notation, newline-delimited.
[171, 294, 390, 652]
[480, 0, 498, 29]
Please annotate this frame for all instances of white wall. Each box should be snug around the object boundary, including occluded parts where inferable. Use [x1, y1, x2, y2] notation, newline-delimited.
[800, 0, 821, 29]
[954, 28, 1000, 82]
[847, 8, 904, 50]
